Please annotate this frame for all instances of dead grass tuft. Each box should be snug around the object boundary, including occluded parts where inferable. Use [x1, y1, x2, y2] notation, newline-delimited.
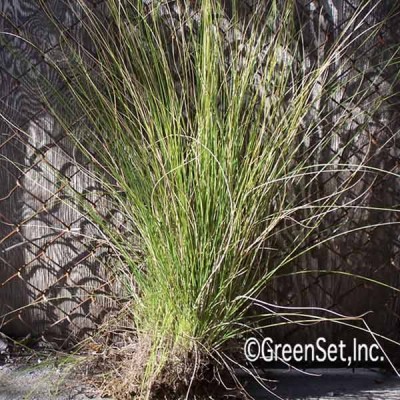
[80, 323, 248, 399]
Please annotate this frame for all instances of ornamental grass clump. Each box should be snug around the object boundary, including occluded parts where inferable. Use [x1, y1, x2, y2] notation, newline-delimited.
[43, 0, 400, 398]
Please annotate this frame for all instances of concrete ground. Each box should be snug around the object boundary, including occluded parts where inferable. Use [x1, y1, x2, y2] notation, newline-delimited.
[1, 362, 400, 399]
[0, 361, 108, 400]
[249, 368, 400, 399]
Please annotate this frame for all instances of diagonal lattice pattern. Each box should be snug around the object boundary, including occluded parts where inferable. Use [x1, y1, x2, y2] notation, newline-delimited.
[0, 1, 399, 356]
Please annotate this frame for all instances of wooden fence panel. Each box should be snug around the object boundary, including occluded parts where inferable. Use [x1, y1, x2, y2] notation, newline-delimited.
[0, 1, 399, 354]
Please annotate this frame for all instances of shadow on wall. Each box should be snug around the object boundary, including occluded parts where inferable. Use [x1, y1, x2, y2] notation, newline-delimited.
[0, 109, 29, 337]
[0, 0, 118, 345]
[1, 0, 400, 350]
[266, 0, 400, 362]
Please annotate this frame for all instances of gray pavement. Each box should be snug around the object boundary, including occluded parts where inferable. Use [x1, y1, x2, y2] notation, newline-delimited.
[249, 368, 400, 399]
[0, 361, 107, 400]
[2, 363, 400, 399]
